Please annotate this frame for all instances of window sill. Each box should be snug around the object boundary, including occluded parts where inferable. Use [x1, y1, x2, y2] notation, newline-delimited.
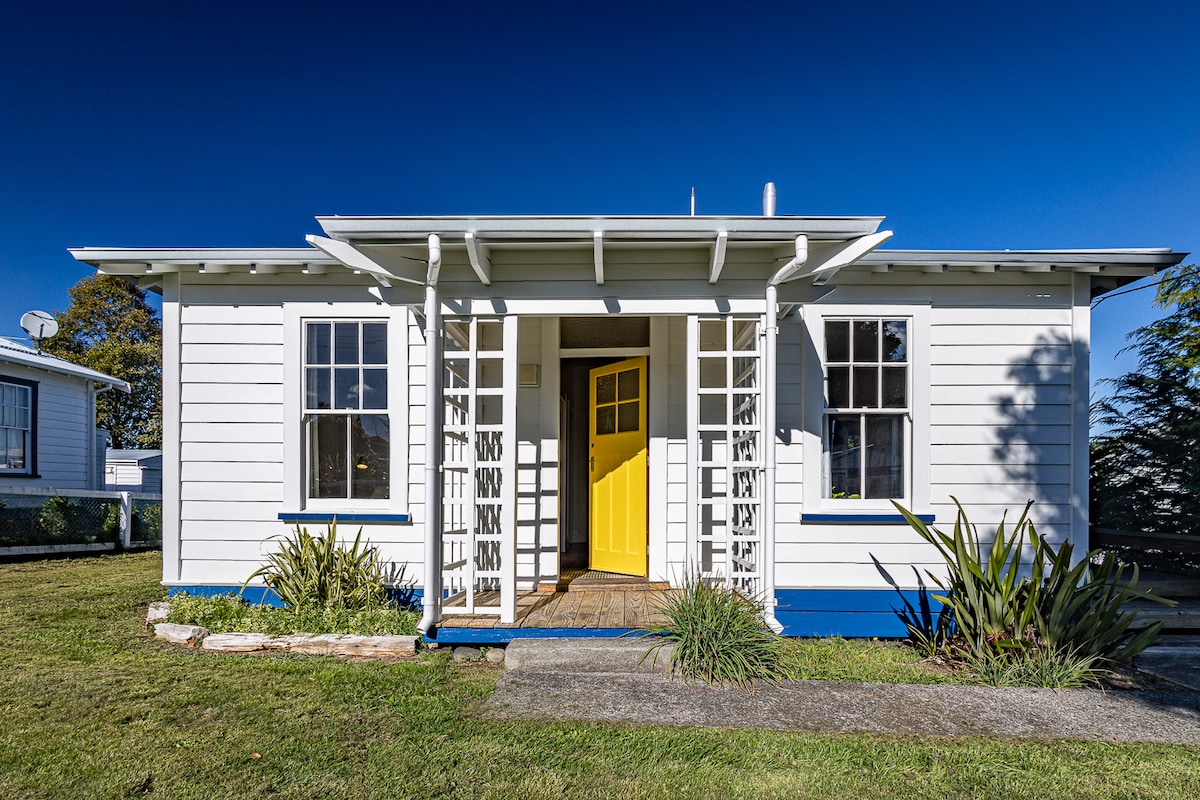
[278, 512, 411, 524]
[801, 512, 934, 525]
[0, 472, 40, 480]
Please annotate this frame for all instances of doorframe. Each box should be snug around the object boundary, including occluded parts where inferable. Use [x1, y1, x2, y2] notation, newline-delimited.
[548, 316, 669, 583]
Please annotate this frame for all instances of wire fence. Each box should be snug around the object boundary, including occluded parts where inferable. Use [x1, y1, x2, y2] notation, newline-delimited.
[0, 487, 162, 554]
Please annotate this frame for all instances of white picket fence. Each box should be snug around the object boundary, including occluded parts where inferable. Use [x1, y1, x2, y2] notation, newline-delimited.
[0, 485, 162, 556]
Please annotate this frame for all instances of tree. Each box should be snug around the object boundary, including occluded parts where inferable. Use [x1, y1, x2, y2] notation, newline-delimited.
[42, 275, 162, 449]
[1091, 263, 1200, 536]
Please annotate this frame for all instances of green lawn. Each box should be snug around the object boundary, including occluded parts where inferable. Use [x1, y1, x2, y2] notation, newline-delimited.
[1, 553, 1198, 799]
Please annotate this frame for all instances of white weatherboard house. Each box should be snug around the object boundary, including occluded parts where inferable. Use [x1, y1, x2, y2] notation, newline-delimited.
[72, 200, 1186, 642]
[0, 337, 130, 491]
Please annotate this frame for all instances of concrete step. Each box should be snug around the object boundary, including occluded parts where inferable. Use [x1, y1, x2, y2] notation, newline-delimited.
[504, 636, 674, 674]
[1136, 638, 1200, 691]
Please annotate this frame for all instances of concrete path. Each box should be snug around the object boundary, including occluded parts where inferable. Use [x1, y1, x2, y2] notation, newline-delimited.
[1135, 637, 1200, 692]
[488, 639, 1200, 744]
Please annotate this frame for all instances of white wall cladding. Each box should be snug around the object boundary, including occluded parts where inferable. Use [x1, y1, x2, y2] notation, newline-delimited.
[178, 299, 288, 583]
[774, 272, 1082, 591]
[173, 280, 421, 585]
[0, 361, 94, 489]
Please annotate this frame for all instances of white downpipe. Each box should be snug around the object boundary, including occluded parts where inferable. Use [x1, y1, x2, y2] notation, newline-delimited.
[417, 236, 443, 635]
[762, 284, 784, 633]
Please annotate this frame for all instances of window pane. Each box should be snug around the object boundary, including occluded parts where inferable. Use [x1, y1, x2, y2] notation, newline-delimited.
[826, 366, 850, 408]
[306, 323, 331, 365]
[617, 400, 639, 432]
[310, 415, 347, 498]
[334, 368, 359, 409]
[732, 319, 757, 351]
[699, 320, 724, 351]
[2, 384, 13, 405]
[864, 415, 904, 498]
[595, 405, 616, 435]
[362, 369, 387, 410]
[853, 366, 878, 408]
[362, 323, 387, 364]
[596, 373, 616, 404]
[853, 320, 879, 362]
[882, 366, 907, 408]
[351, 415, 390, 499]
[825, 321, 849, 362]
[306, 367, 331, 410]
[827, 415, 861, 498]
[883, 320, 908, 362]
[334, 322, 359, 364]
[617, 368, 638, 401]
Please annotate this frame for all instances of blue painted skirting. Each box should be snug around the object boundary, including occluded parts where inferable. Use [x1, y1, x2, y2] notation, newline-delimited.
[168, 584, 285, 606]
[775, 588, 935, 638]
[165, 585, 931, 640]
[277, 513, 412, 524]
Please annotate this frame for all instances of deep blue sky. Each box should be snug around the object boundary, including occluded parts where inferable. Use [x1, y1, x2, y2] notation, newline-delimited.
[1, 1, 1196, 396]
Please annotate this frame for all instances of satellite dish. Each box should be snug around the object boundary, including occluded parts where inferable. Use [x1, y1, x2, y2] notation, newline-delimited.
[20, 310, 58, 352]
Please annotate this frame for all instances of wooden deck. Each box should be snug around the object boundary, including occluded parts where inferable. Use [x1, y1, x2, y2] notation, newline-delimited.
[439, 587, 676, 629]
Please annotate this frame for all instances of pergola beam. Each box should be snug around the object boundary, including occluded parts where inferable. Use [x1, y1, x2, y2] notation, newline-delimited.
[594, 231, 605, 285]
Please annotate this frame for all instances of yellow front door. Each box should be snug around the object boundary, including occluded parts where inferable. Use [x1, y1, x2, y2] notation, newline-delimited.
[589, 357, 648, 576]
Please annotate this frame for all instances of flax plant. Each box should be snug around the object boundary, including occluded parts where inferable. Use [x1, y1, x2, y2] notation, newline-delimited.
[243, 520, 393, 610]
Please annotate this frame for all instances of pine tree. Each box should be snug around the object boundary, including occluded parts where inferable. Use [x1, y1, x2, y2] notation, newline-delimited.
[42, 275, 162, 449]
[1091, 264, 1200, 536]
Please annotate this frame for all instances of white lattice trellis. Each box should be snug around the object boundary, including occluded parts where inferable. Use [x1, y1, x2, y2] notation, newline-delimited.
[439, 316, 517, 621]
[687, 315, 764, 594]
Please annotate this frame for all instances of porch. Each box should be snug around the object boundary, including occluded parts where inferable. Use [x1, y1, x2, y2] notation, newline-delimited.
[430, 570, 679, 644]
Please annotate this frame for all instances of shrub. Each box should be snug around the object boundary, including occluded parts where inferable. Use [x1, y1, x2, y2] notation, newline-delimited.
[243, 520, 403, 611]
[891, 498, 1174, 681]
[641, 573, 784, 686]
[166, 593, 419, 636]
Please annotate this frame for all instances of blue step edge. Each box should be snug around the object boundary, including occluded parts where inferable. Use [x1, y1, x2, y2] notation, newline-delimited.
[277, 512, 412, 524]
[801, 513, 935, 524]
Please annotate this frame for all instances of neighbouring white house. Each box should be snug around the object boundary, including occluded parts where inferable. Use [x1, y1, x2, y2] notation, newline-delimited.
[105, 449, 163, 494]
[0, 337, 130, 491]
[70, 193, 1187, 641]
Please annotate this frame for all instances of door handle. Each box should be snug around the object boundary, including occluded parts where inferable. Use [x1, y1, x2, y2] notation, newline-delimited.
[590, 456, 595, 472]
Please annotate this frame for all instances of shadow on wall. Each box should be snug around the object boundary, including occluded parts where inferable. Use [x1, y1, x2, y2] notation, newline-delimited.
[989, 330, 1075, 531]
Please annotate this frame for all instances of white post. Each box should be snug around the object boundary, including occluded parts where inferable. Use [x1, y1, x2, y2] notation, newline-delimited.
[119, 491, 133, 549]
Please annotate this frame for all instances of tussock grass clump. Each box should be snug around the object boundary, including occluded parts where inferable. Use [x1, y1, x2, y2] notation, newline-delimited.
[165, 593, 419, 636]
[642, 576, 784, 686]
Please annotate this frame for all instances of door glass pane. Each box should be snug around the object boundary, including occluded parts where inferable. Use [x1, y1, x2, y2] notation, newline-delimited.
[826, 366, 849, 408]
[826, 415, 861, 498]
[883, 320, 908, 362]
[617, 368, 638, 401]
[853, 366, 878, 408]
[311, 415, 347, 498]
[596, 373, 616, 404]
[361, 368, 387, 410]
[362, 323, 387, 364]
[334, 322, 359, 364]
[306, 367, 331, 410]
[853, 320, 879, 362]
[825, 321, 849, 362]
[617, 400, 639, 432]
[351, 415, 390, 499]
[732, 319, 757, 351]
[306, 323, 331, 364]
[882, 366, 907, 408]
[864, 415, 904, 498]
[595, 405, 616, 435]
[334, 368, 360, 409]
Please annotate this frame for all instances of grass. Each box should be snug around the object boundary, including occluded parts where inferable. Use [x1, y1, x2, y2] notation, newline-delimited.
[164, 592, 420, 636]
[0, 553, 1197, 799]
